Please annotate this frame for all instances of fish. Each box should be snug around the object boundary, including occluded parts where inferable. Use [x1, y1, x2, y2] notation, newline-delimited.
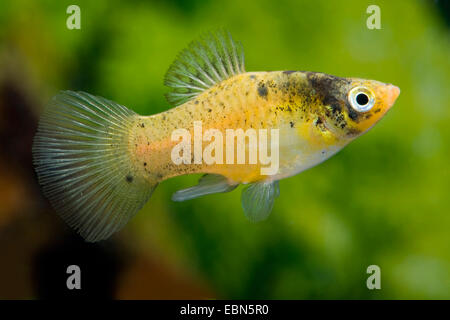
[32, 31, 400, 242]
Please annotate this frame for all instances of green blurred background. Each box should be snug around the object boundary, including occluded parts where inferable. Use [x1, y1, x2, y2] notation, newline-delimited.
[0, 0, 449, 299]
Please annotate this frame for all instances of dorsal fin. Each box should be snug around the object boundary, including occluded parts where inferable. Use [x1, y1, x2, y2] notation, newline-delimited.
[164, 30, 246, 106]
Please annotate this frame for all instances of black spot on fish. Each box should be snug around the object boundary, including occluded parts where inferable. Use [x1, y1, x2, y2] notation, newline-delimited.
[144, 162, 147, 166]
[348, 108, 358, 121]
[126, 175, 133, 183]
[347, 128, 361, 137]
[140, 123, 145, 128]
[208, 108, 212, 112]
[331, 103, 341, 114]
[307, 72, 364, 123]
[283, 70, 296, 75]
[195, 100, 199, 104]
[290, 121, 295, 128]
[257, 83, 268, 99]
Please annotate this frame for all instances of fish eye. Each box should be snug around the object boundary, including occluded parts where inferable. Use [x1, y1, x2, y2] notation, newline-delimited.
[348, 86, 375, 112]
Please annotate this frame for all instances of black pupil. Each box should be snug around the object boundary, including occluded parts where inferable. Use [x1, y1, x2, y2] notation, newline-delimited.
[356, 93, 369, 105]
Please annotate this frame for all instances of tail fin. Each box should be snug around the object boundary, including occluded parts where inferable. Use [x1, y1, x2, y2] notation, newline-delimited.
[32, 91, 157, 242]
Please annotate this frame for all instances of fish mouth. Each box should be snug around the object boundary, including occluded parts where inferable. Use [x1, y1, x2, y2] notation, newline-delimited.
[385, 84, 400, 107]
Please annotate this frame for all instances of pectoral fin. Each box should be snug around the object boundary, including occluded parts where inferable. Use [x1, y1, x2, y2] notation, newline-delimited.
[172, 174, 238, 202]
[241, 180, 280, 222]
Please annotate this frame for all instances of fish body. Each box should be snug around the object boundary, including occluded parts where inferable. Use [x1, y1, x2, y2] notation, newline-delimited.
[32, 32, 400, 241]
[132, 70, 397, 183]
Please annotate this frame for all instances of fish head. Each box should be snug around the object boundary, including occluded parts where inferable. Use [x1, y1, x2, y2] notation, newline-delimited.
[340, 78, 400, 138]
[307, 73, 400, 140]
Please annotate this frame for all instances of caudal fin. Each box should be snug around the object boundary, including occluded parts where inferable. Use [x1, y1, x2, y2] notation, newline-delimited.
[32, 91, 157, 242]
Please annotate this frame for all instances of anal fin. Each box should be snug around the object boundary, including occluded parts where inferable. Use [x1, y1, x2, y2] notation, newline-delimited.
[172, 174, 238, 202]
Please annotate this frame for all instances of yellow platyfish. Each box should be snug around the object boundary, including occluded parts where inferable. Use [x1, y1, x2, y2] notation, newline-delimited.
[33, 31, 400, 242]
